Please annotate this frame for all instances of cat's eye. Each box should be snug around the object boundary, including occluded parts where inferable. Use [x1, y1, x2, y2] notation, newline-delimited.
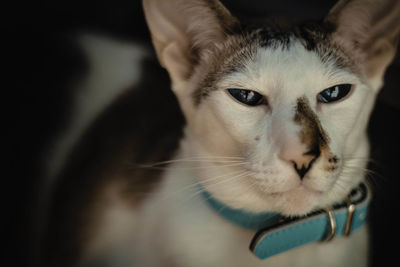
[227, 88, 265, 106]
[317, 84, 352, 103]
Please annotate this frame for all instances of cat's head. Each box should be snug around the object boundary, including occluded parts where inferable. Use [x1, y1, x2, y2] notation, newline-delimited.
[143, 0, 400, 216]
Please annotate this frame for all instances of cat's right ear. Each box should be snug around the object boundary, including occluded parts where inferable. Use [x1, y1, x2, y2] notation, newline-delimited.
[142, 0, 238, 87]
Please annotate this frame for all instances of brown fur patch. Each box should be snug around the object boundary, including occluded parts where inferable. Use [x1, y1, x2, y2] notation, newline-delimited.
[192, 32, 258, 105]
[296, 22, 363, 76]
[294, 97, 329, 155]
[44, 59, 185, 266]
[204, 0, 239, 32]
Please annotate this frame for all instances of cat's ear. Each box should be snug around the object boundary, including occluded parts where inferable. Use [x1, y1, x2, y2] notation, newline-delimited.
[325, 0, 400, 88]
[142, 0, 238, 86]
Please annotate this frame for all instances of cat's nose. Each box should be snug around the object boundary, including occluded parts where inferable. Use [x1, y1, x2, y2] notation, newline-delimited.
[278, 146, 320, 179]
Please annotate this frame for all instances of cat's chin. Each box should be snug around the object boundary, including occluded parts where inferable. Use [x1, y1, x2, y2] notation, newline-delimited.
[270, 185, 326, 216]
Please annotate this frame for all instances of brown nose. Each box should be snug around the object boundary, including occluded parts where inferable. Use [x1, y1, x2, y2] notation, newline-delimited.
[279, 147, 320, 179]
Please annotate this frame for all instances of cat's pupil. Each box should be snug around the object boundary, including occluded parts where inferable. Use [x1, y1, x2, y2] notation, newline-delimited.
[317, 84, 352, 103]
[227, 88, 264, 106]
[242, 90, 254, 101]
[329, 86, 340, 98]
[246, 90, 253, 98]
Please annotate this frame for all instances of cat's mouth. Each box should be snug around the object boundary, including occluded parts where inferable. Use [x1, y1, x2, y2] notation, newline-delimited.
[248, 170, 332, 196]
[244, 159, 339, 200]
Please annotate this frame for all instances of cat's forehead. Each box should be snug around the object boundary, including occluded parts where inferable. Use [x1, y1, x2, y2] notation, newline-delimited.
[224, 41, 355, 97]
[193, 23, 361, 104]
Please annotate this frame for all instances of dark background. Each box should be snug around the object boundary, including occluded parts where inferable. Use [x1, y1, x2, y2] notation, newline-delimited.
[4, 1, 399, 266]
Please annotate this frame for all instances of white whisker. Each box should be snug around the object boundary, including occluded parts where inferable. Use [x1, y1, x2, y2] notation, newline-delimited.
[164, 169, 247, 198]
[139, 156, 246, 166]
[134, 161, 249, 171]
[185, 171, 251, 202]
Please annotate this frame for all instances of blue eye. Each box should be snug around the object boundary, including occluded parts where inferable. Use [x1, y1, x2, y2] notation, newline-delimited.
[227, 88, 265, 106]
[317, 84, 352, 103]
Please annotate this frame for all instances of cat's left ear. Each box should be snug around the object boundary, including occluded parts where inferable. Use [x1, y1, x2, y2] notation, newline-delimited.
[142, 0, 238, 88]
[325, 0, 400, 89]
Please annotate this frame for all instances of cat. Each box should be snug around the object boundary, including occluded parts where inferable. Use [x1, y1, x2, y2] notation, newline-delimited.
[43, 0, 400, 266]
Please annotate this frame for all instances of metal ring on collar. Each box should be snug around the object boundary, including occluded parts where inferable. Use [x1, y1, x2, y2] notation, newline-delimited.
[321, 208, 336, 242]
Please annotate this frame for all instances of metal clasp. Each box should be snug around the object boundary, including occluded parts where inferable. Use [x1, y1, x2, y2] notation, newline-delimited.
[322, 196, 356, 242]
[344, 196, 356, 236]
[321, 208, 336, 242]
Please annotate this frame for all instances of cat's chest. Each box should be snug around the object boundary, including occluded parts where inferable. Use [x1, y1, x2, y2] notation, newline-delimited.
[134, 162, 368, 267]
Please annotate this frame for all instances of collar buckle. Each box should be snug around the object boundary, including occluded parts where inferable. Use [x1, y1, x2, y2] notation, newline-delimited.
[321, 208, 336, 242]
[344, 196, 356, 236]
[321, 194, 357, 242]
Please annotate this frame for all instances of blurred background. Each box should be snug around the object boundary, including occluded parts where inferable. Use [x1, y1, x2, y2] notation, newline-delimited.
[4, 1, 399, 266]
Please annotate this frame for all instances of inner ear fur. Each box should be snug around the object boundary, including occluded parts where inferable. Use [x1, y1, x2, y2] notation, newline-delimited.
[325, 0, 400, 87]
[142, 0, 238, 84]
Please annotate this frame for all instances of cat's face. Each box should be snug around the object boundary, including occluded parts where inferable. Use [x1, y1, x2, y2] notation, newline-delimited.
[143, 0, 400, 216]
[178, 30, 373, 215]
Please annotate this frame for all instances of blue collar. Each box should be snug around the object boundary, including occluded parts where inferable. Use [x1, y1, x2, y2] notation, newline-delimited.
[202, 183, 370, 260]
